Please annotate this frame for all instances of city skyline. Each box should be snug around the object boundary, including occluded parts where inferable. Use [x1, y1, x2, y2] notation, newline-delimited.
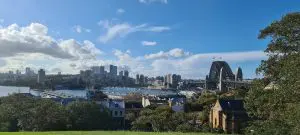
[0, 0, 299, 79]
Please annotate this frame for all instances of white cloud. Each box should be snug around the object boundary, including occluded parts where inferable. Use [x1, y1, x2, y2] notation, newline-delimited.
[149, 50, 266, 78]
[0, 39, 266, 78]
[142, 41, 157, 46]
[138, 0, 168, 4]
[118, 49, 266, 79]
[146, 26, 170, 32]
[169, 48, 190, 57]
[0, 23, 266, 78]
[116, 8, 125, 14]
[145, 48, 190, 59]
[98, 19, 170, 43]
[98, 23, 133, 43]
[72, 25, 91, 33]
[0, 23, 102, 60]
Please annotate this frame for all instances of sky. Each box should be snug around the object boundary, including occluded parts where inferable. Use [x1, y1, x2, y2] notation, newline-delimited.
[0, 0, 299, 79]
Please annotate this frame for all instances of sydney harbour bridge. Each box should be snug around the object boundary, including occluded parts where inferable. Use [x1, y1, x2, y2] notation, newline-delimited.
[204, 61, 250, 91]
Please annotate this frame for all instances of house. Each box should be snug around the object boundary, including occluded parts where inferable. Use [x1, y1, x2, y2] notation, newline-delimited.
[168, 96, 186, 112]
[125, 101, 143, 117]
[209, 99, 248, 134]
[97, 99, 125, 129]
[142, 95, 186, 112]
[98, 99, 125, 118]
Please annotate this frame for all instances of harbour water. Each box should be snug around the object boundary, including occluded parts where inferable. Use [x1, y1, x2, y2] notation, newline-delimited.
[0, 86, 177, 98]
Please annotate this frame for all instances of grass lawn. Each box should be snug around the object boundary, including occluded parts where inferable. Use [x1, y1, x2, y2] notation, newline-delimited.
[0, 131, 217, 135]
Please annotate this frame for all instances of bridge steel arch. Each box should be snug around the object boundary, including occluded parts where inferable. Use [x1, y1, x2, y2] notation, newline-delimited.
[208, 61, 235, 81]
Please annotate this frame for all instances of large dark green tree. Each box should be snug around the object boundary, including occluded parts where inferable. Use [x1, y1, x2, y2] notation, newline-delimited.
[0, 94, 36, 131]
[19, 99, 68, 131]
[245, 12, 300, 135]
[66, 101, 112, 130]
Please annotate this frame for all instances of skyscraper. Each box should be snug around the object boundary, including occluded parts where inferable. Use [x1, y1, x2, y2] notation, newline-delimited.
[119, 71, 124, 76]
[109, 65, 117, 76]
[16, 70, 21, 75]
[139, 74, 145, 85]
[25, 67, 30, 75]
[100, 66, 105, 75]
[91, 66, 101, 74]
[136, 74, 140, 84]
[164, 74, 181, 88]
[124, 70, 129, 77]
[25, 67, 34, 76]
[37, 69, 46, 84]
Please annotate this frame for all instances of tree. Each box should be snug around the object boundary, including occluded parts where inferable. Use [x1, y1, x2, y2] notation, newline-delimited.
[19, 99, 68, 131]
[0, 94, 36, 131]
[132, 106, 204, 132]
[66, 101, 112, 130]
[245, 12, 300, 134]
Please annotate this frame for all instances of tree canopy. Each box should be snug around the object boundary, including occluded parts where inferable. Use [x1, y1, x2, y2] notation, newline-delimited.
[245, 12, 300, 135]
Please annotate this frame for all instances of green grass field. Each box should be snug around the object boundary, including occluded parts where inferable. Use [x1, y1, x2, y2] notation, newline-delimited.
[0, 131, 216, 135]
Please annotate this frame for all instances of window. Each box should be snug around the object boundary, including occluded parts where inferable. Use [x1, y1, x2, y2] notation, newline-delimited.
[215, 118, 217, 127]
[115, 111, 118, 116]
[120, 111, 123, 116]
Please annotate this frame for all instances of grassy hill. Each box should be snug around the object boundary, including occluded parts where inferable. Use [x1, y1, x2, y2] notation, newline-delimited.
[0, 131, 216, 135]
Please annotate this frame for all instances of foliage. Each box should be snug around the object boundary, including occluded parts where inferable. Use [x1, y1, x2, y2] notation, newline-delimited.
[66, 101, 111, 130]
[0, 94, 36, 131]
[132, 106, 206, 132]
[19, 99, 68, 131]
[245, 12, 300, 135]
[0, 94, 113, 131]
[0, 131, 215, 135]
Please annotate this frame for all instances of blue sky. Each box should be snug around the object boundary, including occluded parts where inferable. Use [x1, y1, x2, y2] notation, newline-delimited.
[0, 0, 299, 79]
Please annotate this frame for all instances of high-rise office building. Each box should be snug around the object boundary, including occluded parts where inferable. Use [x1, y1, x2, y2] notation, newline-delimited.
[91, 66, 101, 74]
[37, 69, 46, 84]
[25, 67, 30, 75]
[25, 67, 34, 76]
[80, 70, 85, 76]
[16, 70, 21, 75]
[124, 70, 129, 77]
[136, 74, 140, 84]
[8, 71, 13, 75]
[119, 71, 124, 76]
[164, 74, 181, 88]
[171, 74, 181, 88]
[139, 74, 145, 85]
[164, 74, 172, 84]
[100, 66, 105, 75]
[109, 65, 117, 76]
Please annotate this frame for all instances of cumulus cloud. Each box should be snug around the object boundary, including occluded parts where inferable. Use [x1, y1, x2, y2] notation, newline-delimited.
[110, 49, 266, 79]
[0, 22, 266, 79]
[0, 23, 102, 60]
[116, 8, 125, 14]
[138, 0, 168, 4]
[141, 41, 157, 46]
[149, 50, 267, 78]
[72, 25, 91, 33]
[98, 19, 170, 43]
[145, 48, 190, 59]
